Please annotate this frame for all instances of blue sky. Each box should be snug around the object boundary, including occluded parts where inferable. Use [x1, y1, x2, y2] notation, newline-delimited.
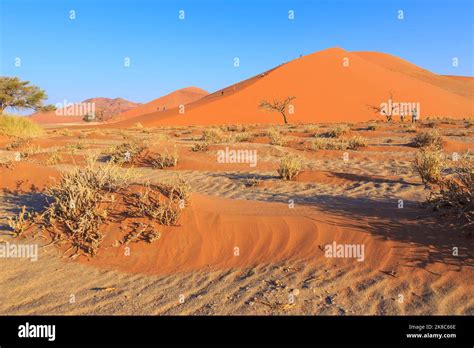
[1, 0, 472, 107]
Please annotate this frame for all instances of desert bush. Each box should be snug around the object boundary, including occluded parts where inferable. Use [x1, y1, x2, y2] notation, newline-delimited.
[320, 125, 349, 138]
[7, 206, 31, 236]
[222, 124, 247, 132]
[107, 141, 147, 164]
[0, 114, 44, 138]
[278, 154, 302, 180]
[158, 177, 190, 203]
[412, 130, 443, 149]
[232, 132, 253, 143]
[20, 144, 42, 157]
[425, 158, 473, 229]
[311, 138, 347, 150]
[42, 157, 134, 256]
[45, 151, 62, 165]
[347, 136, 368, 150]
[201, 128, 224, 143]
[413, 147, 444, 186]
[190, 142, 209, 152]
[128, 183, 181, 225]
[148, 148, 179, 169]
[367, 124, 377, 131]
[268, 127, 287, 146]
[5, 138, 29, 150]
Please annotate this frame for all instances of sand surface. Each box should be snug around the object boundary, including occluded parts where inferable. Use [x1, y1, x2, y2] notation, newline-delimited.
[0, 120, 472, 315]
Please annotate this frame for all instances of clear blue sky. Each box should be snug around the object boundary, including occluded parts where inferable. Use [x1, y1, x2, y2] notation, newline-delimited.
[1, 0, 472, 106]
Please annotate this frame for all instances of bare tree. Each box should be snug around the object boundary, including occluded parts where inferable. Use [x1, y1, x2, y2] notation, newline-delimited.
[368, 93, 396, 122]
[259, 96, 295, 124]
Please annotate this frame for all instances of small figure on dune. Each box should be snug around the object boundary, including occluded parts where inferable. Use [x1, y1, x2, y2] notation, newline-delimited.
[221, 90, 224, 96]
[411, 108, 418, 123]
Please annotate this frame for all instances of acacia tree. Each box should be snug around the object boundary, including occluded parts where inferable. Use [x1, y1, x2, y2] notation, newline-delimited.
[259, 96, 295, 124]
[0, 77, 49, 114]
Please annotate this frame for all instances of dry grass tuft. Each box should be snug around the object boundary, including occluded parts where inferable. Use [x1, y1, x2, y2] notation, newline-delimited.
[268, 127, 287, 146]
[232, 132, 253, 143]
[201, 128, 225, 143]
[320, 125, 350, 138]
[347, 136, 368, 150]
[278, 154, 302, 180]
[413, 147, 444, 186]
[45, 151, 62, 166]
[190, 142, 209, 152]
[0, 114, 44, 138]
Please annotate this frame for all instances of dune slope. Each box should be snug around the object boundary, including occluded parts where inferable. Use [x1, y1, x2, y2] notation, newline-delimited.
[117, 48, 473, 127]
[115, 87, 208, 121]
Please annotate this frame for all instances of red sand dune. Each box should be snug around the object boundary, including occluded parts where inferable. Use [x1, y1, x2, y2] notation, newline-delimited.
[114, 47, 473, 127]
[30, 97, 141, 124]
[115, 87, 208, 121]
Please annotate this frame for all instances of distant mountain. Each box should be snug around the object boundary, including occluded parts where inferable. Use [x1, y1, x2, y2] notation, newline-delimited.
[30, 97, 141, 124]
